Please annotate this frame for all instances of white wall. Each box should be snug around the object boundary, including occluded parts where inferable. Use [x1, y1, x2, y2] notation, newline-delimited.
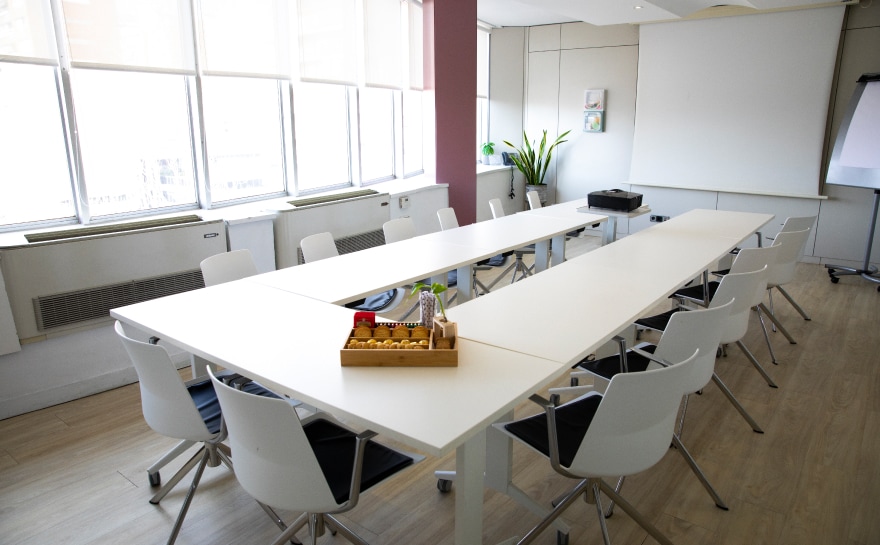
[490, 5, 880, 267]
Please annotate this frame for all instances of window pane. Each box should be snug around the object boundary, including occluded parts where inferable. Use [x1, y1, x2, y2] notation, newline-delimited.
[403, 89, 423, 175]
[292, 83, 350, 191]
[71, 69, 197, 217]
[62, 0, 194, 72]
[0, 0, 57, 62]
[0, 63, 74, 226]
[202, 77, 285, 203]
[358, 88, 394, 182]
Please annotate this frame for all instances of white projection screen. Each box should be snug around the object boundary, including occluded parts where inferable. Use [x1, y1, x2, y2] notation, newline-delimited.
[630, 7, 845, 197]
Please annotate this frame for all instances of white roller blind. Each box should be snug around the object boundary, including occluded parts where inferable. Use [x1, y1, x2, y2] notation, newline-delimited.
[199, 0, 291, 78]
[408, 0, 423, 90]
[297, 0, 358, 85]
[476, 27, 489, 98]
[364, 0, 403, 89]
[61, 0, 195, 73]
[630, 7, 844, 197]
[0, 0, 57, 64]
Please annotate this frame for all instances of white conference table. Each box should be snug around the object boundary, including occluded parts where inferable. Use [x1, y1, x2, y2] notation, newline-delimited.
[447, 208, 774, 365]
[110, 281, 568, 545]
[249, 207, 608, 305]
[442, 208, 773, 531]
[112, 207, 771, 545]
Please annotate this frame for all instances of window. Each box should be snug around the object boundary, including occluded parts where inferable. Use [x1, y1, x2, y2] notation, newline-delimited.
[292, 82, 351, 192]
[0, 62, 74, 226]
[403, 90, 423, 176]
[70, 69, 197, 218]
[201, 76, 286, 203]
[358, 87, 395, 183]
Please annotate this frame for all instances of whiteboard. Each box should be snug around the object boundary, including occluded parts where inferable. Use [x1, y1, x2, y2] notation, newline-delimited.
[629, 7, 844, 198]
[827, 77, 880, 190]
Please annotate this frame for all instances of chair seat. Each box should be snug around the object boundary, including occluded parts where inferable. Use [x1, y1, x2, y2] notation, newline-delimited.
[503, 393, 602, 467]
[634, 308, 678, 332]
[188, 380, 223, 435]
[346, 290, 398, 312]
[305, 418, 416, 504]
[576, 345, 657, 380]
[673, 281, 720, 302]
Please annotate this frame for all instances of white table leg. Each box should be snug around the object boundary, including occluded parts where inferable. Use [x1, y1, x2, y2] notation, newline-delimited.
[455, 428, 486, 545]
[534, 240, 551, 272]
[602, 216, 618, 245]
[455, 264, 474, 304]
[549, 234, 566, 267]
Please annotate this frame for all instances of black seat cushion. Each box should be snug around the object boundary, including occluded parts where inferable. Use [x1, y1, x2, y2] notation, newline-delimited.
[634, 308, 679, 332]
[188, 379, 223, 435]
[304, 419, 415, 505]
[503, 394, 603, 468]
[346, 290, 397, 312]
[575, 345, 657, 380]
[672, 281, 720, 302]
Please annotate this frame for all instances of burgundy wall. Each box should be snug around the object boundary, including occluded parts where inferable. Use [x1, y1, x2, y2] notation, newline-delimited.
[423, 0, 478, 225]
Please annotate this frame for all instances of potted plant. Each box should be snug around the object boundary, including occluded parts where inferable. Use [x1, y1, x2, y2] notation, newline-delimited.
[480, 141, 495, 164]
[409, 282, 455, 340]
[503, 129, 570, 205]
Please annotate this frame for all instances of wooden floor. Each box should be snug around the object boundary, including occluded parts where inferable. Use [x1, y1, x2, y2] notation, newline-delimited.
[1, 236, 879, 545]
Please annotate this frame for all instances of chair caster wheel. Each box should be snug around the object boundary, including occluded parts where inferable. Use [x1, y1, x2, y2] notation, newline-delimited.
[830, 276, 839, 284]
[148, 471, 161, 487]
[437, 479, 453, 493]
[557, 530, 569, 545]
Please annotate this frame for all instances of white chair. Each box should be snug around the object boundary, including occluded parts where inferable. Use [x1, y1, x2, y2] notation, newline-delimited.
[300, 232, 404, 313]
[200, 249, 259, 287]
[382, 217, 417, 244]
[489, 197, 535, 283]
[638, 266, 775, 431]
[493, 349, 700, 545]
[572, 300, 735, 511]
[437, 207, 503, 297]
[115, 321, 234, 545]
[526, 192, 584, 242]
[673, 244, 790, 358]
[766, 227, 813, 328]
[209, 369, 424, 545]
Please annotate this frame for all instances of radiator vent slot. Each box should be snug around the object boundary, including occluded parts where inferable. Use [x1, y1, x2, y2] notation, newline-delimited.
[297, 229, 386, 265]
[33, 270, 205, 331]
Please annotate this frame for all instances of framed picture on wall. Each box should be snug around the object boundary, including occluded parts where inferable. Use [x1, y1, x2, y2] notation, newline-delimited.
[584, 110, 604, 132]
[584, 89, 605, 111]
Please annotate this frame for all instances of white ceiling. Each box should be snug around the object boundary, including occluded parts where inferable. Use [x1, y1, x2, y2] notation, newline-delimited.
[477, 0, 849, 28]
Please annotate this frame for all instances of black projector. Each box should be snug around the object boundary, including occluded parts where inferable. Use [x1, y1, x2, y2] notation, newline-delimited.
[588, 189, 643, 212]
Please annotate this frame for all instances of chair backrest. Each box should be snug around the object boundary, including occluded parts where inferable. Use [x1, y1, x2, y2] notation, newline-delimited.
[300, 232, 339, 263]
[654, 298, 734, 394]
[437, 207, 460, 230]
[208, 370, 341, 512]
[570, 349, 700, 477]
[710, 266, 768, 344]
[383, 217, 416, 244]
[728, 245, 780, 306]
[114, 321, 215, 441]
[768, 228, 810, 287]
[488, 198, 505, 219]
[526, 191, 542, 210]
[200, 249, 258, 287]
[780, 216, 816, 233]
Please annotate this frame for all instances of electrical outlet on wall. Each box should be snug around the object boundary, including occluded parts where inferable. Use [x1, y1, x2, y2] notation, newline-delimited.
[399, 196, 410, 209]
[650, 215, 670, 222]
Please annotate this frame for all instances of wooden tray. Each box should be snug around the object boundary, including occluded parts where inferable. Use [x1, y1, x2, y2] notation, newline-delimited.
[340, 323, 458, 367]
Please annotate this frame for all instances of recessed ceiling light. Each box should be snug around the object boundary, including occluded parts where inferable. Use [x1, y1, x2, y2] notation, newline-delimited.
[634, 5, 643, 9]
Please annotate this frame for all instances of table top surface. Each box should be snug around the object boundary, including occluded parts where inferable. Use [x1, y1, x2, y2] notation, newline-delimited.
[447, 208, 773, 364]
[247, 209, 609, 305]
[111, 281, 564, 457]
